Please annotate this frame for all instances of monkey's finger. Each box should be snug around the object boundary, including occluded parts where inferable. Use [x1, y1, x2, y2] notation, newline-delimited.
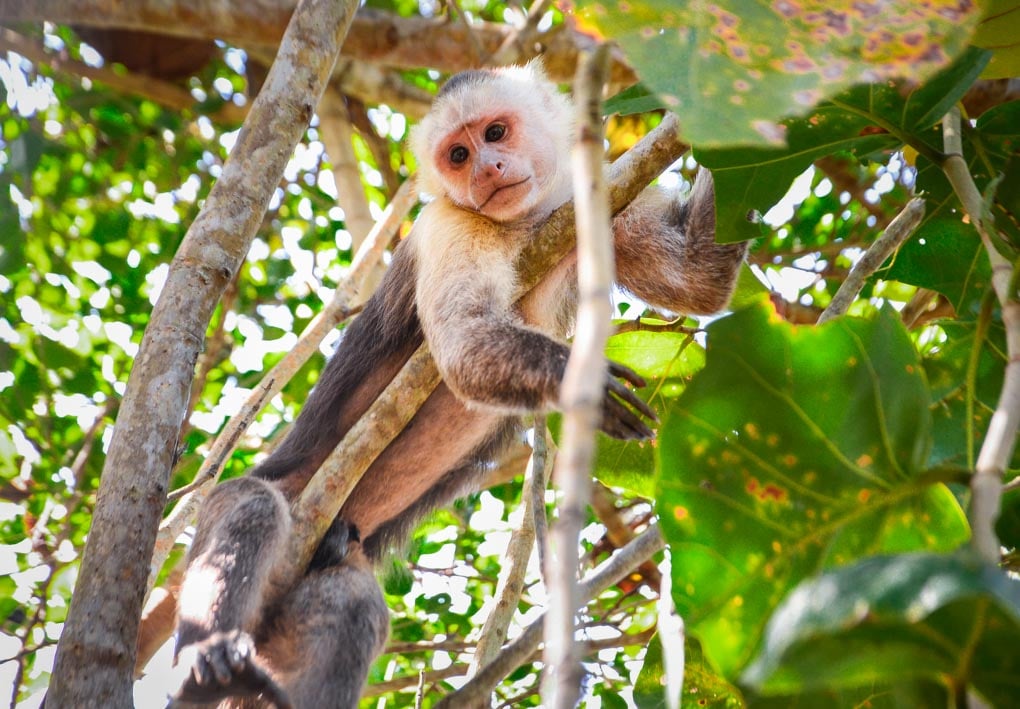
[608, 361, 647, 389]
[599, 393, 656, 438]
[602, 397, 655, 440]
[205, 645, 235, 686]
[607, 378, 658, 422]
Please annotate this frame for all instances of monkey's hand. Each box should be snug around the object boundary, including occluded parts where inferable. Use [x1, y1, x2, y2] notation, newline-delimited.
[601, 362, 658, 440]
[173, 630, 293, 709]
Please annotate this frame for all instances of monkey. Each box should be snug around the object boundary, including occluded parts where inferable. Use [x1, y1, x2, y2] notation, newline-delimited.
[172, 61, 747, 708]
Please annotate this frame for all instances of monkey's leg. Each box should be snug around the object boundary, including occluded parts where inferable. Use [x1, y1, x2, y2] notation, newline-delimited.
[175, 476, 292, 706]
[260, 547, 389, 709]
[614, 171, 748, 315]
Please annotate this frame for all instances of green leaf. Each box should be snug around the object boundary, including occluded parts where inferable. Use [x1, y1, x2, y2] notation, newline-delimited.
[656, 303, 969, 676]
[743, 552, 1020, 706]
[633, 633, 744, 709]
[697, 108, 898, 242]
[996, 488, 1020, 551]
[885, 159, 994, 318]
[698, 46, 989, 243]
[972, 0, 1020, 78]
[576, 0, 982, 147]
[748, 681, 950, 708]
[604, 84, 668, 117]
[593, 328, 706, 497]
[923, 320, 1017, 471]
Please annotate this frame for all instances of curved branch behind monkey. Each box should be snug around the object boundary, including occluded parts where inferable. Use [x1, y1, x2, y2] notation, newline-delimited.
[169, 62, 747, 708]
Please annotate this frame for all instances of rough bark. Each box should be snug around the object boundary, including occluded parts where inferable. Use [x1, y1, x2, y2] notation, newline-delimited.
[0, 1, 637, 84]
[44, 0, 358, 705]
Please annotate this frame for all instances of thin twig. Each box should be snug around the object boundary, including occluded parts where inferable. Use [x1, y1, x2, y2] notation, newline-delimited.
[471, 422, 545, 673]
[817, 197, 925, 323]
[487, 0, 555, 65]
[433, 524, 665, 709]
[542, 44, 612, 709]
[942, 107, 1020, 564]
[532, 419, 552, 580]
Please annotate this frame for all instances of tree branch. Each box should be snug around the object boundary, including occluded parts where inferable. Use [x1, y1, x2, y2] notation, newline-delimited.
[0, 3, 638, 85]
[817, 197, 925, 324]
[942, 107, 1020, 564]
[45, 4, 359, 704]
[433, 524, 665, 709]
[543, 44, 613, 709]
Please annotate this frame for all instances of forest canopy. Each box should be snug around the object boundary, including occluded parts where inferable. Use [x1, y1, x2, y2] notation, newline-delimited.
[1, 1, 1019, 707]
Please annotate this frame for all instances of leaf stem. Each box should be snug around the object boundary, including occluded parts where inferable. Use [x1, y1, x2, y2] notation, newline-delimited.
[828, 97, 944, 165]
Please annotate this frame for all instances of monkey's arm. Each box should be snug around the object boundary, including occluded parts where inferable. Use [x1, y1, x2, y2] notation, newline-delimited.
[614, 171, 748, 315]
[412, 204, 655, 439]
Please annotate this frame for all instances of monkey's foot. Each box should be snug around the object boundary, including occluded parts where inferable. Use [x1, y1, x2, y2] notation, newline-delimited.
[174, 630, 293, 709]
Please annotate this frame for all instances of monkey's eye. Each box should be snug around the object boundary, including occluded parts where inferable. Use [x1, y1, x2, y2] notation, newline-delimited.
[484, 123, 506, 142]
[449, 145, 469, 165]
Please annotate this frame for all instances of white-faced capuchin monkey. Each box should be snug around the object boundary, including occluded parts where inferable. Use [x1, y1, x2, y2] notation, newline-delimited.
[172, 62, 747, 708]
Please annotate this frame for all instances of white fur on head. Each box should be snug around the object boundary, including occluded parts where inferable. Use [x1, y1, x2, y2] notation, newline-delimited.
[409, 60, 574, 201]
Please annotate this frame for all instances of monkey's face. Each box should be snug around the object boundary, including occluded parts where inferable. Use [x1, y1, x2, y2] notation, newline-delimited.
[432, 111, 560, 222]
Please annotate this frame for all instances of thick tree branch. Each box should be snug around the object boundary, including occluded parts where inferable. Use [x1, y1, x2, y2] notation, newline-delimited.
[0, 3, 638, 85]
[45, 3, 358, 705]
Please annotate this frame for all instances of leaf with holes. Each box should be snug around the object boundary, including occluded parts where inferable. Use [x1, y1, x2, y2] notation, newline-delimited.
[574, 0, 982, 147]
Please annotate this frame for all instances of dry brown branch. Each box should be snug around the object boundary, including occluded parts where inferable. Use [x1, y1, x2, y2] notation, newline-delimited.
[1, 3, 638, 84]
[590, 483, 661, 587]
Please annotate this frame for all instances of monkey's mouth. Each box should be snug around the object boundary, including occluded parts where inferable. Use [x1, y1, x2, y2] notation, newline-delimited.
[480, 178, 530, 210]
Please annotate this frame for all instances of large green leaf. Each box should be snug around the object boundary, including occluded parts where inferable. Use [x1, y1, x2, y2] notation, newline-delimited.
[743, 553, 1020, 706]
[656, 303, 969, 676]
[697, 109, 897, 242]
[972, 0, 1020, 78]
[698, 47, 990, 243]
[576, 0, 982, 147]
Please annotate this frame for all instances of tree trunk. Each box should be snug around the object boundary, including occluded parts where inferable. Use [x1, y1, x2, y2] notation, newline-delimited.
[45, 0, 359, 704]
